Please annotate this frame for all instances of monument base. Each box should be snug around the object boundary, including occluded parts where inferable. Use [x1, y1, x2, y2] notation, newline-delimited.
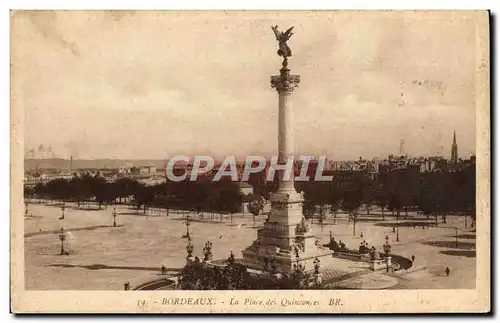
[241, 246, 333, 272]
[241, 190, 333, 273]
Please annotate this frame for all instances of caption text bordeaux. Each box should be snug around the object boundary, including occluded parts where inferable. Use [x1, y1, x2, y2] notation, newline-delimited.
[137, 297, 343, 308]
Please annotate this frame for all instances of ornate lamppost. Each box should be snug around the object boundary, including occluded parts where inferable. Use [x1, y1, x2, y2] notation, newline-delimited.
[186, 237, 194, 265]
[187, 239, 194, 257]
[113, 207, 117, 227]
[58, 227, 66, 255]
[182, 217, 191, 239]
[312, 256, 322, 285]
[396, 221, 400, 242]
[313, 257, 320, 275]
[292, 244, 305, 273]
[383, 235, 392, 256]
[227, 250, 235, 265]
[60, 202, 66, 220]
[203, 241, 213, 263]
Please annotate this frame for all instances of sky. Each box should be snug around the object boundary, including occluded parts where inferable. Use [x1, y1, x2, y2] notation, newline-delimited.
[12, 11, 479, 161]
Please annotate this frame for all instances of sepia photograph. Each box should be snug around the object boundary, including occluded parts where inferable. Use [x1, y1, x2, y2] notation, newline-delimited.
[10, 10, 490, 313]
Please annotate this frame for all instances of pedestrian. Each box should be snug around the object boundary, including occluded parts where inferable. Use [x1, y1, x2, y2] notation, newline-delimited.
[411, 255, 415, 263]
[445, 267, 450, 277]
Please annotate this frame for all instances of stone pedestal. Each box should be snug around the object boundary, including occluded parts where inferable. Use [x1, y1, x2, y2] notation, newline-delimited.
[369, 257, 392, 271]
[241, 58, 333, 273]
[385, 256, 392, 270]
[186, 256, 195, 266]
[313, 273, 323, 285]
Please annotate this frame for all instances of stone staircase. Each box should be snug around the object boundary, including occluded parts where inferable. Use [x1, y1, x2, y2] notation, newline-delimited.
[322, 268, 373, 285]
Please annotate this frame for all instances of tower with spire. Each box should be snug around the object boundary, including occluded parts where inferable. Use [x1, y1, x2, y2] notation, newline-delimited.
[451, 130, 458, 162]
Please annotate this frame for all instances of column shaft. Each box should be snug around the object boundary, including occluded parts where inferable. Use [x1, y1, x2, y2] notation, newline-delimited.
[278, 91, 295, 192]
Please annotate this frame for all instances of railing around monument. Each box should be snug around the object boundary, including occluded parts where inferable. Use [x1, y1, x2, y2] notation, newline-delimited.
[133, 277, 176, 290]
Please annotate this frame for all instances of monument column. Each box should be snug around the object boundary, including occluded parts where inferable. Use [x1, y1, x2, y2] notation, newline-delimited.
[272, 62, 300, 193]
[242, 26, 332, 273]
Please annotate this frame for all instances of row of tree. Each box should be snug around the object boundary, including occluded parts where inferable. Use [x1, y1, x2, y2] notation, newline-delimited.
[297, 164, 475, 218]
[295, 164, 476, 234]
[24, 162, 475, 223]
[24, 175, 245, 215]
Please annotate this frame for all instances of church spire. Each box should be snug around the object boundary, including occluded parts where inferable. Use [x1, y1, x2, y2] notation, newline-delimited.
[451, 130, 458, 162]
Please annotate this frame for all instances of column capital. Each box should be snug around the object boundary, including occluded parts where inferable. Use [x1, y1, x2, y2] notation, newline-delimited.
[271, 67, 300, 93]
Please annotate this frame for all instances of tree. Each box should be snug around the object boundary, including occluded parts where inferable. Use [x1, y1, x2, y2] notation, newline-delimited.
[95, 182, 117, 209]
[328, 188, 343, 224]
[24, 186, 35, 201]
[33, 183, 46, 201]
[114, 178, 140, 204]
[248, 197, 265, 227]
[69, 175, 93, 207]
[388, 193, 403, 220]
[90, 176, 108, 209]
[374, 186, 388, 220]
[302, 200, 317, 223]
[133, 184, 155, 214]
[418, 174, 444, 225]
[342, 190, 362, 236]
[361, 182, 375, 215]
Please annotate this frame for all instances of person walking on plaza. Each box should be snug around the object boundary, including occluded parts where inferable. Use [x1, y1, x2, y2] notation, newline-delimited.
[445, 267, 450, 277]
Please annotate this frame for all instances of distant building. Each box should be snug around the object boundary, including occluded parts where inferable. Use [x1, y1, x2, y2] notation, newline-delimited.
[238, 182, 254, 196]
[128, 165, 156, 176]
[119, 164, 133, 174]
[140, 165, 156, 175]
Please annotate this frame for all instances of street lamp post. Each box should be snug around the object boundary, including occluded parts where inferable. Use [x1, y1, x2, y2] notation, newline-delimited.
[186, 238, 194, 258]
[293, 245, 301, 272]
[383, 235, 392, 256]
[203, 241, 213, 262]
[60, 203, 66, 220]
[319, 211, 324, 234]
[58, 227, 66, 255]
[183, 218, 191, 239]
[113, 208, 117, 227]
[313, 257, 320, 275]
[396, 221, 400, 242]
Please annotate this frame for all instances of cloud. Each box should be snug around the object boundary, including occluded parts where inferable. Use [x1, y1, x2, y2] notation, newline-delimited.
[15, 11, 478, 159]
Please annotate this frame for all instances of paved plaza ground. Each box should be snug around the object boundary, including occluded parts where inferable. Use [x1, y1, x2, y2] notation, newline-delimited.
[23, 203, 476, 290]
